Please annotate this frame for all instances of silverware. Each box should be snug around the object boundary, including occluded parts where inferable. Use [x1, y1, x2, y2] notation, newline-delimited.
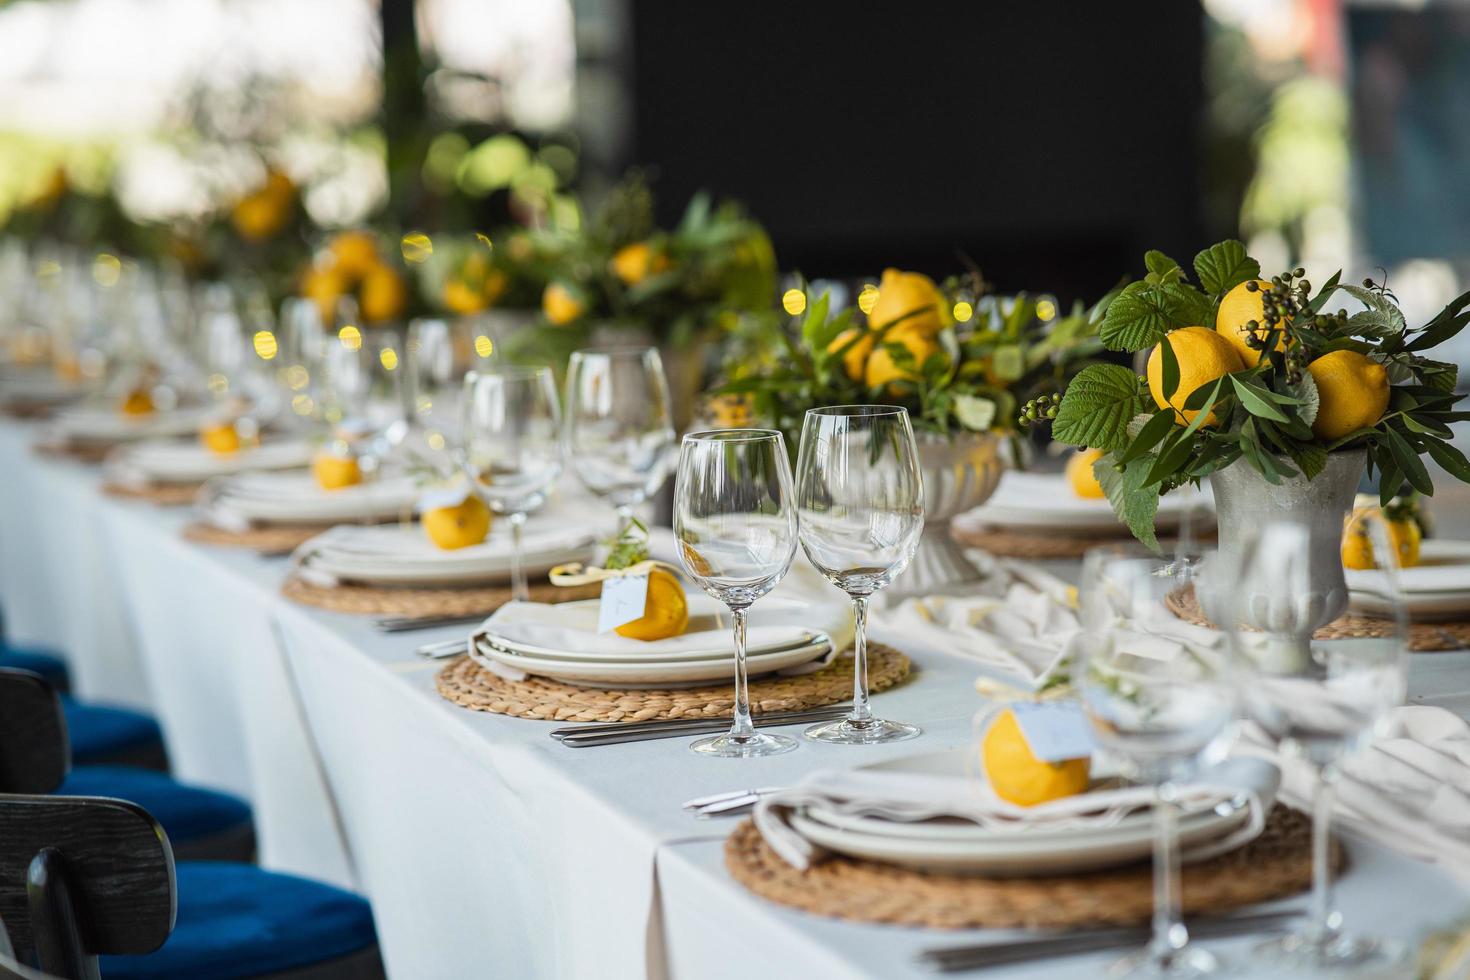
[556, 708, 850, 747]
[693, 794, 771, 818]
[416, 638, 470, 659]
[552, 707, 849, 740]
[917, 910, 1300, 972]
[378, 614, 484, 633]
[683, 787, 782, 810]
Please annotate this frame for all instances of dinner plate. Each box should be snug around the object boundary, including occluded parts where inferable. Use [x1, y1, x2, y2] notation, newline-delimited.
[956, 471, 1213, 534]
[112, 438, 314, 483]
[789, 749, 1276, 876]
[1348, 539, 1470, 596]
[211, 473, 419, 523]
[470, 635, 831, 686]
[296, 523, 599, 586]
[51, 404, 219, 443]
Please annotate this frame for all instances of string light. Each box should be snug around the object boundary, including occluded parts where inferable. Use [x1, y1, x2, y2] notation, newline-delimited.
[781, 289, 806, 316]
[252, 330, 278, 360]
[338, 325, 362, 351]
[473, 335, 494, 358]
[400, 233, 433, 263]
[379, 347, 399, 371]
[952, 301, 974, 323]
[1036, 299, 1057, 321]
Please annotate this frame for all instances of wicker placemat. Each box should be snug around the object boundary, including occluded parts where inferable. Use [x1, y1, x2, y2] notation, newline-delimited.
[183, 521, 334, 556]
[283, 575, 601, 618]
[434, 642, 911, 722]
[102, 481, 202, 507]
[33, 440, 111, 464]
[953, 525, 1217, 560]
[1167, 584, 1470, 652]
[725, 805, 1332, 930]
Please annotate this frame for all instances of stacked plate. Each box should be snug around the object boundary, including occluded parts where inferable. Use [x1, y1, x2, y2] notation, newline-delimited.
[108, 438, 314, 485]
[1348, 539, 1470, 620]
[293, 522, 599, 587]
[46, 404, 220, 447]
[201, 470, 420, 527]
[471, 594, 851, 688]
[956, 471, 1213, 537]
[0, 369, 90, 411]
[785, 750, 1278, 876]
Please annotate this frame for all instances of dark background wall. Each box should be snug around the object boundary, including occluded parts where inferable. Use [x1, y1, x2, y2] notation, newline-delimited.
[623, 0, 1205, 303]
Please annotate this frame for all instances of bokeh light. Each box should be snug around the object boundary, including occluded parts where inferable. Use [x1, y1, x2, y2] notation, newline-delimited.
[781, 288, 806, 316]
[857, 284, 879, 315]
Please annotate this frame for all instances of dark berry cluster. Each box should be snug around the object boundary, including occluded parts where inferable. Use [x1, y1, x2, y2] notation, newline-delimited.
[1017, 392, 1061, 429]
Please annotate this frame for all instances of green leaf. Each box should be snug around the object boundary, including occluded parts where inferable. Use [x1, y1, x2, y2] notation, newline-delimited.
[1162, 282, 1215, 326]
[1336, 283, 1407, 338]
[1229, 375, 1290, 423]
[952, 394, 997, 431]
[991, 345, 1024, 381]
[1100, 282, 1172, 352]
[1425, 437, 1470, 484]
[1096, 452, 1162, 552]
[1287, 373, 1319, 428]
[798, 291, 831, 352]
[1383, 426, 1434, 496]
[1052, 364, 1146, 450]
[1118, 409, 1178, 465]
[1160, 332, 1180, 400]
[1144, 429, 1197, 487]
[1405, 289, 1470, 352]
[1193, 240, 1261, 296]
[1305, 270, 1343, 314]
[1144, 250, 1185, 284]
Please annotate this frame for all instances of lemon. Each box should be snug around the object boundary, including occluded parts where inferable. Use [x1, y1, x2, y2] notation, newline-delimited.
[609, 242, 671, 286]
[119, 388, 155, 416]
[330, 231, 381, 280]
[359, 264, 407, 324]
[231, 192, 291, 242]
[865, 329, 940, 393]
[302, 265, 347, 324]
[423, 496, 492, 550]
[1214, 280, 1281, 367]
[615, 568, 690, 641]
[542, 282, 586, 326]
[867, 267, 947, 335]
[706, 394, 754, 428]
[981, 708, 1091, 807]
[1146, 326, 1243, 426]
[443, 279, 487, 315]
[312, 452, 361, 491]
[1066, 448, 1106, 499]
[1342, 505, 1421, 570]
[200, 422, 241, 456]
[826, 326, 874, 382]
[1306, 350, 1389, 442]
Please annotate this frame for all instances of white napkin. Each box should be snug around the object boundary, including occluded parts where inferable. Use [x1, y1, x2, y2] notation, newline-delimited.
[754, 756, 1275, 870]
[1241, 706, 1470, 884]
[201, 471, 420, 526]
[111, 438, 314, 483]
[1348, 549, 1470, 595]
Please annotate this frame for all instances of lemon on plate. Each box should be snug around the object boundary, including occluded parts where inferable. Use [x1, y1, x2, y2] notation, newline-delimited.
[982, 707, 1091, 807]
[119, 388, 155, 416]
[423, 495, 492, 550]
[1342, 503, 1422, 570]
[615, 568, 690, 641]
[1066, 448, 1106, 499]
[200, 422, 241, 456]
[312, 452, 361, 491]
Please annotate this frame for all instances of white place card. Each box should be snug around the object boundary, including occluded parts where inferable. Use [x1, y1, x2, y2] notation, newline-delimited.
[597, 573, 649, 633]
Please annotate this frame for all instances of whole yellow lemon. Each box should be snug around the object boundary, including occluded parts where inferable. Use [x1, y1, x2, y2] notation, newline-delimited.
[423, 496, 492, 550]
[302, 266, 347, 325]
[1146, 326, 1243, 426]
[609, 242, 672, 286]
[1066, 448, 1107, 499]
[231, 192, 290, 242]
[542, 282, 586, 326]
[330, 231, 381, 281]
[1342, 505, 1421, 570]
[200, 422, 241, 456]
[867, 267, 948, 335]
[865, 329, 940, 393]
[982, 708, 1091, 807]
[120, 388, 155, 416]
[1214, 280, 1280, 367]
[615, 568, 690, 641]
[359, 264, 407, 324]
[312, 452, 361, 491]
[1306, 350, 1389, 442]
[443, 279, 488, 315]
[826, 327, 874, 382]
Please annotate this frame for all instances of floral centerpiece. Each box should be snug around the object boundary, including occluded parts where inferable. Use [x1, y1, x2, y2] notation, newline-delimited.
[1040, 239, 1470, 629]
[298, 230, 411, 327]
[716, 271, 1111, 592]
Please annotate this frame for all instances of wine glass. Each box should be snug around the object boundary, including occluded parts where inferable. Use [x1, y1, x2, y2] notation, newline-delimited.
[1076, 542, 1235, 978]
[1221, 518, 1408, 973]
[795, 405, 924, 744]
[461, 367, 563, 601]
[563, 347, 677, 527]
[402, 317, 497, 477]
[674, 429, 800, 758]
[316, 325, 408, 476]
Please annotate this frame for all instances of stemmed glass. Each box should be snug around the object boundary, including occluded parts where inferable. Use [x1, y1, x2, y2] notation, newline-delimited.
[674, 429, 800, 758]
[1076, 542, 1234, 978]
[563, 347, 677, 528]
[1221, 518, 1408, 973]
[402, 317, 496, 477]
[461, 367, 563, 602]
[795, 405, 924, 744]
[316, 325, 407, 477]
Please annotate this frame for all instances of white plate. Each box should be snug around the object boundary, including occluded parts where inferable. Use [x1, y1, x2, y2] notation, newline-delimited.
[298, 523, 599, 586]
[1350, 588, 1470, 620]
[470, 635, 830, 686]
[788, 749, 1276, 876]
[113, 439, 314, 483]
[52, 405, 219, 443]
[1347, 539, 1470, 596]
[212, 473, 419, 523]
[956, 471, 1213, 535]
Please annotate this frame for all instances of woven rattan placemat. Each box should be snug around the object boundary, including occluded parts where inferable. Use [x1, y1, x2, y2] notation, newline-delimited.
[725, 806, 1330, 930]
[33, 440, 111, 464]
[182, 521, 334, 556]
[952, 525, 1218, 560]
[1167, 583, 1470, 652]
[102, 481, 201, 507]
[434, 643, 911, 722]
[283, 575, 600, 618]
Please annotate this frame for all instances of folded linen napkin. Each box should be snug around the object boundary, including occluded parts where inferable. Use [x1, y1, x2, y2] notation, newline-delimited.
[1239, 705, 1470, 885]
[111, 438, 314, 484]
[754, 756, 1276, 870]
[198, 472, 419, 528]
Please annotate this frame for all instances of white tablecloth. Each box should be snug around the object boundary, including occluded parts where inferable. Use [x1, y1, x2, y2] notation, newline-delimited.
[1, 416, 1467, 979]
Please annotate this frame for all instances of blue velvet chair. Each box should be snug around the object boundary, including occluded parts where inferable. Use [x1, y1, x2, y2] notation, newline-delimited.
[57, 695, 169, 771]
[0, 645, 69, 692]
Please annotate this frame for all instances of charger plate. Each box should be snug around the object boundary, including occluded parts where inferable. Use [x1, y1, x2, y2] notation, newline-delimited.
[282, 575, 600, 619]
[183, 521, 337, 556]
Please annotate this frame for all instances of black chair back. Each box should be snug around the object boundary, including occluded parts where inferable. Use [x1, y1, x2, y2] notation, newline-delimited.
[0, 669, 68, 794]
[0, 795, 176, 980]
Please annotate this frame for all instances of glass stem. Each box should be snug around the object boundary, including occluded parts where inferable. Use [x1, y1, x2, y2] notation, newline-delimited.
[1308, 762, 1341, 946]
[509, 511, 528, 603]
[849, 594, 872, 726]
[729, 606, 755, 741]
[1148, 781, 1187, 966]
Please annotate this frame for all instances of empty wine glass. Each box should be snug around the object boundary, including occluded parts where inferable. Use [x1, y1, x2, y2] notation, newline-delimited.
[461, 367, 563, 601]
[795, 405, 924, 744]
[1076, 542, 1235, 978]
[1222, 518, 1408, 973]
[674, 429, 800, 758]
[563, 347, 677, 527]
[316, 325, 408, 476]
[402, 317, 497, 477]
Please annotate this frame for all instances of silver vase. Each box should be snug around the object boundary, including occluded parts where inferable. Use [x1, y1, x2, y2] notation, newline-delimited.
[1197, 449, 1365, 636]
[890, 432, 1006, 598]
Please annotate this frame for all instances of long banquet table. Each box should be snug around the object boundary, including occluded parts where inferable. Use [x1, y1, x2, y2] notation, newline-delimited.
[1, 415, 1467, 979]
